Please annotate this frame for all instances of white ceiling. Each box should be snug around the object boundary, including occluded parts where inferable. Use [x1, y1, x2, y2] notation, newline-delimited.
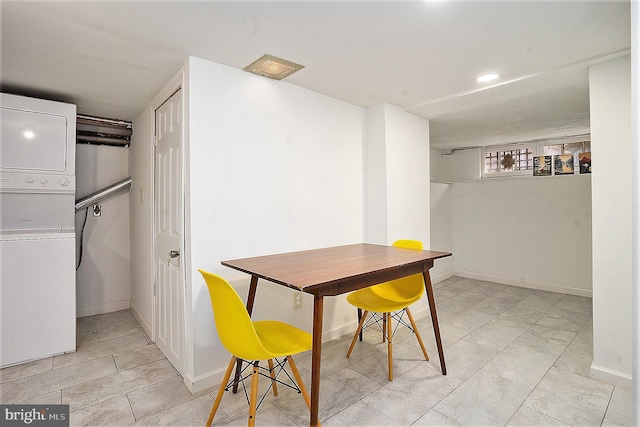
[0, 1, 631, 149]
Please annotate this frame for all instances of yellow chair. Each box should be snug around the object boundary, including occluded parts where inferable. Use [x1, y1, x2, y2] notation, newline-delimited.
[345, 240, 430, 381]
[199, 269, 315, 427]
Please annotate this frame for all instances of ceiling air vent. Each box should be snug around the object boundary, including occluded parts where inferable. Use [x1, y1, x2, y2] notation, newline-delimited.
[76, 114, 133, 147]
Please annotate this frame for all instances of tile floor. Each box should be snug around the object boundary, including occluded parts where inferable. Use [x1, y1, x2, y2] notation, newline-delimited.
[0, 276, 634, 426]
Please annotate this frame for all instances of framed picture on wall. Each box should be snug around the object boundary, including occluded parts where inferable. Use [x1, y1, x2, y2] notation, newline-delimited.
[579, 152, 591, 174]
[554, 154, 574, 175]
[533, 155, 552, 176]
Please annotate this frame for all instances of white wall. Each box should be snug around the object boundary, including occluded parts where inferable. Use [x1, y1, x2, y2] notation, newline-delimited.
[129, 103, 156, 335]
[632, 1, 639, 419]
[589, 55, 632, 388]
[75, 144, 131, 316]
[364, 103, 431, 246]
[185, 57, 366, 388]
[432, 148, 481, 183]
[431, 143, 593, 295]
[450, 176, 592, 295]
[385, 104, 431, 246]
[430, 182, 454, 281]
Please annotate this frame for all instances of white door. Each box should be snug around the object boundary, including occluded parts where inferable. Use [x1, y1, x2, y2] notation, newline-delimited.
[154, 89, 185, 375]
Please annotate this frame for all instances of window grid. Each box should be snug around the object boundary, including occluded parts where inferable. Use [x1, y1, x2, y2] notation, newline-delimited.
[482, 139, 589, 178]
[484, 147, 533, 174]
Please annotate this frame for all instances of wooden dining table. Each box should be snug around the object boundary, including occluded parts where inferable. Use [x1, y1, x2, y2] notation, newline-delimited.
[222, 243, 452, 426]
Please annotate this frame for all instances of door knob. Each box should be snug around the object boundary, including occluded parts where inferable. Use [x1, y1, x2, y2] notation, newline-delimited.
[169, 250, 180, 258]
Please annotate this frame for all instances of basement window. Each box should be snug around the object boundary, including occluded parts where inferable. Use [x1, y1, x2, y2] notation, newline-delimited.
[481, 136, 590, 178]
[482, 144, 533, 177]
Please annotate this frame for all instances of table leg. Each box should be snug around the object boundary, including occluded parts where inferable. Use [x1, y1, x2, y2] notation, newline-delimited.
[423, 270, 447, 375]
[310, 295, 324, 426]
[233, 275, 259, 393]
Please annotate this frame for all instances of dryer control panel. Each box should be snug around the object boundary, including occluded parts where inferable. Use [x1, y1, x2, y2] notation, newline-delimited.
[0, 172, 75, 193]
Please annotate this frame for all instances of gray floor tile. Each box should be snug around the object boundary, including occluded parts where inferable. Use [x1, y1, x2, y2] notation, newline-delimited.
[413, 409, 464, 426]
[498, 306, 547, 326]
[437, 339, 499, 381]
[515, 294, 560, 312]
[53, 333, 148, 368]
[225, 402, 297, 426]
[0, 356, 117, 404]
[134, 394, 219, 426]
[361, 363, 462, 425]
[62, 359, 178, 410]
[128, 376, 210, 421]
[604, 386, 634, 427]
[113, 344, 166, 371]
[511, 324, 576, 356]
[97, 321, 145, 342]
[463, 318, 530, 351]
[441, 308, 496, 333]
[506, 406, 570, 426]
[482, 343, 558, 389]
[434, 370, 531, 426]
[15, 390, 62, 405]
[555, 294, 592, 314]
[0, 357, 53, 384]
[572, 316, 593, 346]
[69, 395, 136, 426]
[349, 338, 427, 385]
[536, 307, 590, 333]
[0, 281, 613, 427]
[553, 340, 593, 378]
[524, 367, 613, 426]
[323, 401, 401, 426]
[274, 367, 380, 425]
[471, 296, 518, 316]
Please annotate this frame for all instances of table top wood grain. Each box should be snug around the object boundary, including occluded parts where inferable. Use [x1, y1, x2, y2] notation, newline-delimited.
[222, 243, 451, 296]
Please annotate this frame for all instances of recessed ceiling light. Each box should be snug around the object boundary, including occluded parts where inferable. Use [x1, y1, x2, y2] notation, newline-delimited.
[476, 73, 500, 84]
[243, 54, 305, 80]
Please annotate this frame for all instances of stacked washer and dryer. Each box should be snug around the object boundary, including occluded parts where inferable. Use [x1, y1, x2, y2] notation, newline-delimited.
[0, 93, 77, 367]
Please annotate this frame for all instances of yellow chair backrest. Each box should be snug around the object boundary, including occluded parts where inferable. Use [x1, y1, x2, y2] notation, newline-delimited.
[199, 269, 271, 361]
[369, 240, 425, 301]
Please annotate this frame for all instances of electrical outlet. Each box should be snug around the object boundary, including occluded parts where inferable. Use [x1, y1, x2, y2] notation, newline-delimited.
[293, 293, 303, 309]
[92, 203, 102, 217]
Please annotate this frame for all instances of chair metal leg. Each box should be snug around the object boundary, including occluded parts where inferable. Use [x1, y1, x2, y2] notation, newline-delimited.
[267, 359, 279, 396]
[207, 356, 237, 427]
[405, 307, 429, 361]
[387, 312, 393, 381]
[248, 361, 260, 427]
[347, 310, 369, 358]
[387, 313, 393, 381]
[382, 312, 387, 343]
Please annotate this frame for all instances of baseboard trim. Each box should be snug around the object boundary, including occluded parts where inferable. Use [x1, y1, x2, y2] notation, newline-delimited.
[591, 363, 633, 389]
[454, 270, 593, 297]
[130, 301, 153, 341]
[431, 270, 454, 284]
[184, 367, 225, 394]
[76, 301, 131, 318]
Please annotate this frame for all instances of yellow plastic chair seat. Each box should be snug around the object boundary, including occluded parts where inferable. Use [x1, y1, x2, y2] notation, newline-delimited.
[254, 320, 312, 357]
[199, 269, 316, 426]
[346, 282, 424, 312]
[345, 240, 430, 381]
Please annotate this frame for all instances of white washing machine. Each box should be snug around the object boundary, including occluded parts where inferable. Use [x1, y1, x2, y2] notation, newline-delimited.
[0, 93, 77, 367]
